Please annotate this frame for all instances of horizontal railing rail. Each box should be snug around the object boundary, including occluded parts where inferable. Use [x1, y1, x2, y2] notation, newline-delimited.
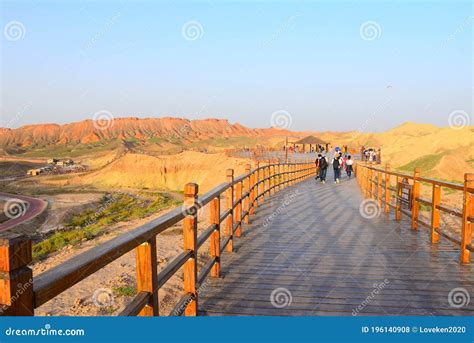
[355, 162, 474, 264]
[0, 161, 316, 316]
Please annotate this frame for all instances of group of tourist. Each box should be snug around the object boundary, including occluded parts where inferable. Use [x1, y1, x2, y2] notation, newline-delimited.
[363, 148, 378, 162]
[314, 148, 353, 184]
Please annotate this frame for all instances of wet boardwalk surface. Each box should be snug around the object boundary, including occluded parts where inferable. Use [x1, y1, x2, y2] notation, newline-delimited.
[199, 171, 474, 316]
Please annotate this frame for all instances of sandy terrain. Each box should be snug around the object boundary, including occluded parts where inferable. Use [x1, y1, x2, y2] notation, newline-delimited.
[67, 151, 255, 193]
[33, 200, 218, 316]
[38, 193, 105, 234]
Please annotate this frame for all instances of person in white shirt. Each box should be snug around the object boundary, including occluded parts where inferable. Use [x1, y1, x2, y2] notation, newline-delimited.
[346, 155, 354, 178]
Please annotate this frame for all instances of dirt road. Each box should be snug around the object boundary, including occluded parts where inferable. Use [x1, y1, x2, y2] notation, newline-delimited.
[0, 192, 47, 231]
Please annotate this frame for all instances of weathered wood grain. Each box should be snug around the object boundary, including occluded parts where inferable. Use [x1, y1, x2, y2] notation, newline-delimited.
[199, 171, 474, 316]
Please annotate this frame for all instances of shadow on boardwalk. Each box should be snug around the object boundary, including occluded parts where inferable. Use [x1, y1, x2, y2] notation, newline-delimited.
[199, 170, 474, 316]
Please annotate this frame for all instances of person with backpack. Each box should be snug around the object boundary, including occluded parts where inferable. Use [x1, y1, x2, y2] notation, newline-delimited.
[314, 154, 322, 180]
[345, 155, 354, 178]
[332, 153, 342, 184]
[318, 154, 328, 183]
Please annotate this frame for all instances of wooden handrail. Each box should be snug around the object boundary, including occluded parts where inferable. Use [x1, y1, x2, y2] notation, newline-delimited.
[119, 291, 151, 316]
[355, 161, 474, 264]
[0, 161, 316, 316]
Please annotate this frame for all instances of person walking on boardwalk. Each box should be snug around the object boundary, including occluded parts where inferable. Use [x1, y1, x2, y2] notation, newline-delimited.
[332, 153, 342, 183]
[345, 155, 354, 178]
[314, 153, 322, 180]
[318, 154, 328, 183]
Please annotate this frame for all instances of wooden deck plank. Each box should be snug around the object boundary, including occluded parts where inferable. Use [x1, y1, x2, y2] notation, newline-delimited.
[199, 172, 474, 316]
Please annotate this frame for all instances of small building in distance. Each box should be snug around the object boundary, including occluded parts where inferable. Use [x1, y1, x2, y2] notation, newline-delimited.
[47, 158, 74, 166]
[27, 168, 42, 176]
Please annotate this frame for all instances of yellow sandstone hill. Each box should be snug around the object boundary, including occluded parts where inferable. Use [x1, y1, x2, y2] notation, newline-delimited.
[3, 118, 472, 186]
[69, 151, 253, 192]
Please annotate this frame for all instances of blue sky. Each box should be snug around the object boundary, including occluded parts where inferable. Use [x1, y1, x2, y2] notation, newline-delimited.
[1, 0, 472, 131]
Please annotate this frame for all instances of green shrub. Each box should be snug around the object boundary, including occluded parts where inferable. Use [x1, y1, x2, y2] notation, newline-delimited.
[113, 285, 136, 297]
[32, 192, 179, 261]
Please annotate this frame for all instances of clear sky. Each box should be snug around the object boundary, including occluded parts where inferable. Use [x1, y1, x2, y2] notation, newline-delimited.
[1, 0, 472, 132]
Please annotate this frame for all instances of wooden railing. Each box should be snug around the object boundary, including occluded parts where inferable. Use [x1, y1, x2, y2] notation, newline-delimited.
[0, 161, 316, 316]
[355, 162, 474, 264]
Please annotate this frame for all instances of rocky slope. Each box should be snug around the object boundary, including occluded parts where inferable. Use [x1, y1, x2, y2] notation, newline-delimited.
[0, 117, 291, 147]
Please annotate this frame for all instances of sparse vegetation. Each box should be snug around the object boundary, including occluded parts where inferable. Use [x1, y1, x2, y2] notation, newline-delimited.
[147, 137, 164, 144]
[17, 140, 121, 158]
[189, 136, 261, 150]
[32, 193, 180, 261]
[113, 285, 136, 297]
[398, 154, 443, 173]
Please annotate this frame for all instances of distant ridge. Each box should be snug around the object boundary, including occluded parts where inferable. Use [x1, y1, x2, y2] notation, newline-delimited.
[0, 117, 292, 147]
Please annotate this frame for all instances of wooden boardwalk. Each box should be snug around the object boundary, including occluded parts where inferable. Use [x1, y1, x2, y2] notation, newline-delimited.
[200, 171, 474, 316]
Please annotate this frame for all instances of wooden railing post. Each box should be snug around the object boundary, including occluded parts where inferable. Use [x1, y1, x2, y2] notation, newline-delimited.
[210, 197, 221, 277]
[395, 176, 402, 221]
[243, 165, 250, 224]
[281, 163, 285, 189]
[263, 164, 267, 197]
[364, 166, 368, 196]
[294, 163, 297, 184]
[249, 167, 255, 216]
[0, 233, 33, 316]
[282, 163, 286, 188]
[365, 166, 370, 198]
[257, 162, 262, 205]
[235, 180, 243, 237]
[368, 168, 373, 198]
[460, 173, 474, 264]
[277, 164, 281, 191]
[286, 164, 289, 186]
[287, 164, 291, 186]
[430, 184, 440, 244]
[384, 163, 391, 213]
[183, 183, 199, 316]
[270, 164, 274, 195]
[362, 165, 366, 194]
[411, 167, 421, 230]
[226, 169, 234, 252]
[291, 164, 295, 185]
[377, 170, 382, 208]
[136, 238, 159, 316]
